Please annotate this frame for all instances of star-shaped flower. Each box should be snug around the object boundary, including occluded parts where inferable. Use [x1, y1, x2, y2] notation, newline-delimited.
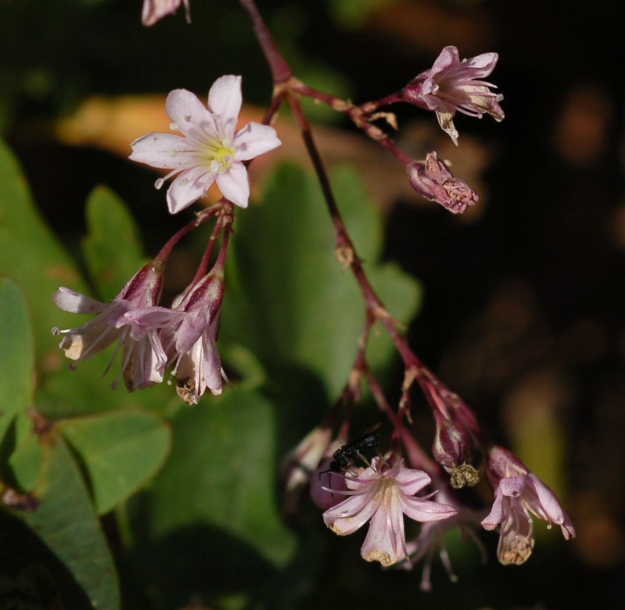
[130, 75, 281, 213]
[323, 457, 456, 567]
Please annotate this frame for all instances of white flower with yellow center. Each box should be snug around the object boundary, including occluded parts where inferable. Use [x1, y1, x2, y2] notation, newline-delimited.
[130, 75, 281, 213]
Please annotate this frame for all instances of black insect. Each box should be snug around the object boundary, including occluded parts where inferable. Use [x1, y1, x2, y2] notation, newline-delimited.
[327, 423, 382, 473]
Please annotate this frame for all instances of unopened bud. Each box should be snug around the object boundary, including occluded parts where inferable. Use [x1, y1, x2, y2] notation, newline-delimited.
[432, 417, 470, 469]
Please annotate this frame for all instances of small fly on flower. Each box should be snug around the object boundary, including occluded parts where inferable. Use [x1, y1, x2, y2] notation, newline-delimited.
[324, 423, 382, 475]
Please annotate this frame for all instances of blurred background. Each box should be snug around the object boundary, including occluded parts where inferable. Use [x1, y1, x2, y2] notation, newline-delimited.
[1, 0, 624, 608]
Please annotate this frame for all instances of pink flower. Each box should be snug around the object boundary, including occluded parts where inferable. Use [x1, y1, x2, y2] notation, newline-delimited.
[141, 0, 190, 27]
[160, 269, 226, 404]
[403, 46, 504, 145]
[481, 446, 576, 565]
[407, 152, 478, 214]
[52, 263, 172, 391]
[323, 457, 457, 567]
[130, 75, 281, 213]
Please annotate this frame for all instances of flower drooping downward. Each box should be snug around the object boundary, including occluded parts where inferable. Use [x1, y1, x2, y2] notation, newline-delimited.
[141, 0, 190, 27]
[481, 446, 576, 565]
[323, 457, 456, 567]
[403, 46, 504, 145]
[130, 75, 281, 213]
[407, 152, 478, 214]
[160, 268, 226, 404]
[52, 263, 171, 391]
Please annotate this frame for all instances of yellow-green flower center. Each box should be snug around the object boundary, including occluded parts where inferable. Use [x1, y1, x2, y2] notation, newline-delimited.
[200, 139, 235, 171]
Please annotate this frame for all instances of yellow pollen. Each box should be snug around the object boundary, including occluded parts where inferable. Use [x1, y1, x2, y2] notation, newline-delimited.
[201, 142, 235, 170]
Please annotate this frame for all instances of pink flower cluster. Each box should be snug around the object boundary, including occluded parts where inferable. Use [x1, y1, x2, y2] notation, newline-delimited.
[284, 412, 575, 587]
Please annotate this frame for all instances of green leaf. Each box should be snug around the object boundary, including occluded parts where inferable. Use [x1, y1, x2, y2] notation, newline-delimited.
[83, 186, 147, 302]
[0, 138, 88, 372]
[222, 163, 421, 398]
[143, 388, 296, 569]
[0, 277, 34, 445]
[0, 139, 183, 418]
[58, 410, 171, 515]
[20, 431, 120, 610]
[9, 419, 43, 492]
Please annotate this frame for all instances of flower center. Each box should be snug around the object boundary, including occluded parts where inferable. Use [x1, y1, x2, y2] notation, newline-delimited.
[200, 137, 235, 172]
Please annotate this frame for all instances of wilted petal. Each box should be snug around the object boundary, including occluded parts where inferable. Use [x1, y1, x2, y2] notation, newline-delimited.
[403, 45, 504, 144]
[497, 509, 535, 566]
[53, 287, 108, 314]
[482, 445, 575, 565]
[407, 152, 478, 214]
[51, 264, 169, 391]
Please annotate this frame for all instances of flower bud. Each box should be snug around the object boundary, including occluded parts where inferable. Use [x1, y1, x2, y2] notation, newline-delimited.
[432, 410, 479, 488]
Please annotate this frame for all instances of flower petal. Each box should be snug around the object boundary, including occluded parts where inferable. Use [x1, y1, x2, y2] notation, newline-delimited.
[208, 75, 242, 138]
[323, 490, 376, 536]
[166, 89, 218, 138]
[233, 123, 281, 161]
[166, 165, 216, 214]
[430, 46, 459, 74]
[394, 469, 431, 496]
[361, 487, 406, 566]
[53, 288, 107, 314]
[463, 52, 499, 76]
[401, 495, 457, 523]
[129, 133, 194, 169]
[497, 512, 534, 565]
[216, 162, 250, 208]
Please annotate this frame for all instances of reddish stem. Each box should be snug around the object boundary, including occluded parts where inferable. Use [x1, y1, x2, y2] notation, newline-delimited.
[154, 205, 221, 267]
[238, 0, 292, 84]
